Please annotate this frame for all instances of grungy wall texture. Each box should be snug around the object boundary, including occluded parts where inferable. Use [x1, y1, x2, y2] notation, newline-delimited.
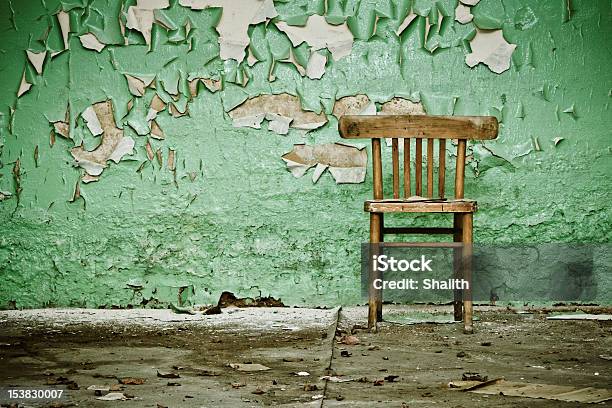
[0, 0, 610, 308]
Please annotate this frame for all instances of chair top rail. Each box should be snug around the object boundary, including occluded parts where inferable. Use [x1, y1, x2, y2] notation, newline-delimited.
[339, 115, 498, 140]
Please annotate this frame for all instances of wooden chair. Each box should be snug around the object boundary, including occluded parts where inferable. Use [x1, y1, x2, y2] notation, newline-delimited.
[339, 115, 499, 333]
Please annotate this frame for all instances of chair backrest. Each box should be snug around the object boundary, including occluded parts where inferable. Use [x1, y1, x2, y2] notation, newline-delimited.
[338, 115, 498, 200]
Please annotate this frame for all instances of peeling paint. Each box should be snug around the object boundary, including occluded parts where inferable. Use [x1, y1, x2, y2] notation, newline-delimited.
[276, 15, 354, 61]
[465, 29, 517, 74]
[281, 143, 367, 184]
[0, 0, 610, 309]
[79, 33, 106, 52]
[179, 0, 277, 62]
[71, 101, 135, 176]
[229, 93, 327, 134]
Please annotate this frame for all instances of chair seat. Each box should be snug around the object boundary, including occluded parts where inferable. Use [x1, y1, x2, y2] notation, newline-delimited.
[364, 198, 477, 213]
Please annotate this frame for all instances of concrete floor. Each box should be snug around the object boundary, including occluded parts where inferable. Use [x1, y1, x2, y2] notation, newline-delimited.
[0, 305, 610, 407]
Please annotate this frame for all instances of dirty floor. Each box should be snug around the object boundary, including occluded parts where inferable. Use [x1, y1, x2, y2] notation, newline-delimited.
[0, 306, 610, 407]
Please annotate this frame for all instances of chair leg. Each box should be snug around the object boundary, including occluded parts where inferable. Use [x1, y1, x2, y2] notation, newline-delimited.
[452, 214, 463, 322]
[461, 213, 474, 334]
[368, 213, 383, 330]
[377, 214, 384, 321]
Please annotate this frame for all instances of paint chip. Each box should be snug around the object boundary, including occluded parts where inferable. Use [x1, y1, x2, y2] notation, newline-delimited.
[82, 174, 100, 183]
[71, 101, 135, 176]
[26, 51, 46, 75]
[126, 7, 155, 48]
[79, 33, 106, 52]
[552, 137, 564, 146]
[396, 12, 417, 36]
[202, 78, 222, 92]
[57, 11, 70, 50]
[81, 106, 103, 136]
[229, 93, 327, 134]
[306, 52, 327, 80]
[53, 122, 70, 139]
[125, 1, 171, 47]
[455, 4, 473, 24]
[465, 29, 517, 74]
[562, 104, 578, 120]
[281, 143, 367, 184]
[276, 15, 354, 61]
[17, 71, 32, 97]
[146, 94, 166, 121]
[125, 74, 155, 96]
[150, 120, 164, 139]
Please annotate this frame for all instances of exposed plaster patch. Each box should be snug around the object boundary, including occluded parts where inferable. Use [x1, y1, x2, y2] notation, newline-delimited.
[276, 15, 354, 61]
[179, 0, 278, 62]
[229, 94, 327, 134]
[82, 174, 100, 183]
[126, 0, 170, 49]
[169, 102, 188, 117]
[379, 97, 426, 115]
[396, 12, 417, 36]
[189, 77, 222, 96]
[52, 109, 71, 140]
[202, 78, 222, 93]
[465, 29, 517, 74]
[137, 0, 170, 9]
[332, 95, 375, 119]
[145, 139, 155, 161]
[26, 51, 47, 75]
[17, 71, 32, 97]
[81, 106, 104, 136]
[146, 95, 167, 121]
[124, 74, 155, 96]
[460, 0, 480, 5]
[455, 4, 474, 24]
[71, 101, 135, 176]
[57, 11, 71, 50]
[281, 143, 367, 184]
[306, 52, 327, 80]
[79, 33, 106, 52]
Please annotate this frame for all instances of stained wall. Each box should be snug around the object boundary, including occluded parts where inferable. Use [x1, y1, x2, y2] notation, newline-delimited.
[0, 0, 610, 308]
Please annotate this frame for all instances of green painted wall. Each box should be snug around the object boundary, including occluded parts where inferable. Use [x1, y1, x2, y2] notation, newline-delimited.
[0, 0, 610, 309]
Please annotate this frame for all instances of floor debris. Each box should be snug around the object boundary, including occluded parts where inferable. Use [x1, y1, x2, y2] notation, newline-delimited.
[449, 379, 612, 404]
[156, 371, 180, 379]
[96, 392, 131, 401]
[338, 335, 360, 345]
[229, 363, 271, 372]
[217, 291, 285, 308]
[546, 313, 612, 320]
[1, 306, 610, 406]
[119, 377, 146, 384]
